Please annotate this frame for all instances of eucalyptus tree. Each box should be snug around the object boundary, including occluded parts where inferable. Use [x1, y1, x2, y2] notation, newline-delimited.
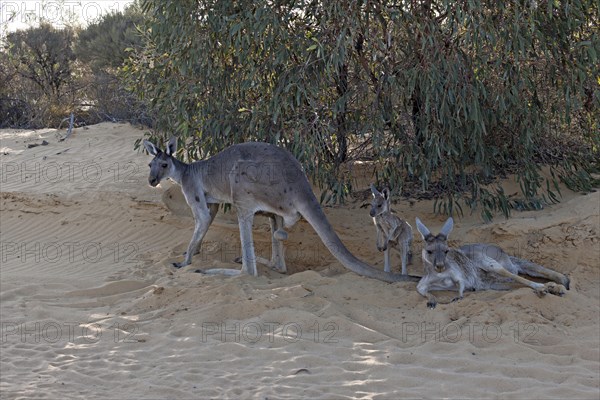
[127, 0, 598, 219]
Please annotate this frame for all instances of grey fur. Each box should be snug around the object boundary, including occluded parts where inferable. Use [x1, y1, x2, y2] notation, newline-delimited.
[415, 217, 569, 309]
[144, 138, 420, 283]
[369, 184, 413, 274]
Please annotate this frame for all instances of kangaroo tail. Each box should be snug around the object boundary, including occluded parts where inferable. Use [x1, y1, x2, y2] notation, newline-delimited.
[509, 256, 570, 290]
[297, 196, 420, 283]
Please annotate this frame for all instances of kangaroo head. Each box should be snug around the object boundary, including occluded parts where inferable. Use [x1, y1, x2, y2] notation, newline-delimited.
[143, 137, 178, 187]
[415, 217, 454, 273]
[369, 184, 391, 217]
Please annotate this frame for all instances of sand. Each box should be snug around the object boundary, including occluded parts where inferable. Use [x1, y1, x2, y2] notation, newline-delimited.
[0, 122, 598, 399]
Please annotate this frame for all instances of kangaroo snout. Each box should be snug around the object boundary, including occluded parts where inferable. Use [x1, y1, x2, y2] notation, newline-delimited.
[149, 177, 159, 187]
[433, 257, 446, 272]
[369, 209, 376, 217]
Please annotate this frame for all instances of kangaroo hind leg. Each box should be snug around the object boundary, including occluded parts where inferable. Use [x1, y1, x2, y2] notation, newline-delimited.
[482, 257, 566, 296]
[269, 214, 287, 273]
[509, 256, 570, 290]
[383, 248, 391, 273]
[236, 209, 258, 276]
[202, 209, 258, 277]
[232, 214, 287, 273]
[400, 239, 410, 275]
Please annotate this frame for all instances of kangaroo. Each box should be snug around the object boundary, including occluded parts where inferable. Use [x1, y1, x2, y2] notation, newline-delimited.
[143, 137, 420, 283]
[369, 184, 413, 275]
[415, 217, 569, 309]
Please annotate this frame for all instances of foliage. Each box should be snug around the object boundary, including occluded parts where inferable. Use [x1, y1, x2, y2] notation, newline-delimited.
[2, 1, 596, 220]
[126, 0, 598, 219]
[0, 4, 149, 128]
[4, 22, 75, 99]
[73, 3, 149, 125]
[75, 7, 144, 72]
[1, 23, 77, 127]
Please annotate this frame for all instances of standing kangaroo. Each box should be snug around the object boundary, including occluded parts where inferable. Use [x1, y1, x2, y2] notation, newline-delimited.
[143, 137, 419, 283]
[415, 217, 569, 308]
[369, 184, 413, 275]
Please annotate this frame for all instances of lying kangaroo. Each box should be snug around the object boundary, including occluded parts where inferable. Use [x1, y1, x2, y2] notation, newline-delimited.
[369, 184, 413, 274]
[143, 137, 419, 283]
[415, 217, 569, 308]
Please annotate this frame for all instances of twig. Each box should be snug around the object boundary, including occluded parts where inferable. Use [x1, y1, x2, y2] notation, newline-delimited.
[58, 112, 74, 142]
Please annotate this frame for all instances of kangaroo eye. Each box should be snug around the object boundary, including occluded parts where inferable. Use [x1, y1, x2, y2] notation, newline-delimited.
[427, 250, 433, 255]
[444, 250, 449, 254]
[161, 163, 168, 168]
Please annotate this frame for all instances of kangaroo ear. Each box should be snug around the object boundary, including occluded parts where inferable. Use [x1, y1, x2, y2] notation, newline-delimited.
[440, 217, 454, 238]
[415, 217, 431, 239]
[382, 187, 390, 201]
[370, 183, 380, 197]
[165, 136, 178, 156]
[143, 139, 159, 156]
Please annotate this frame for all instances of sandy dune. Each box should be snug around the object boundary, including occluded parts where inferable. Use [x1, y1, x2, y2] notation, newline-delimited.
[0, 123, 598, 399]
